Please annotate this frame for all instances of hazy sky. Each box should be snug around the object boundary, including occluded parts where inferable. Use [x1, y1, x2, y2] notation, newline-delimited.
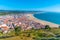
[0, 0, 60, 12]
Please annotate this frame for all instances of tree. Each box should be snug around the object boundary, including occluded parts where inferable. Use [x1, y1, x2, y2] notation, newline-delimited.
[59, 26, 60, 28]
[14, 26, 21, 36]
[45, 25, 51, 30]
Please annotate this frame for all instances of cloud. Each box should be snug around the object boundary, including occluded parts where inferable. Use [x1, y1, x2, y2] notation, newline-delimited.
[0, 4, 60, 13]
[23, 4, 60, 12]
[40, 4, 60, 12]
[0, 5, 10, 10]
[0, 5, 16, 10]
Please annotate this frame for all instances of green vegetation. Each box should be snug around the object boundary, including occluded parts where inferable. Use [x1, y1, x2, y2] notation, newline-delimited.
[59, 26, 60, 28]
[0, 25, 60, 40]
[45, 25, 51, 30]
[14, 26, 21, 36]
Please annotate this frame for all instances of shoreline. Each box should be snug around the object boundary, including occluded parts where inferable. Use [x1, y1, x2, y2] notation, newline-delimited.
[26, 14, 59, 28]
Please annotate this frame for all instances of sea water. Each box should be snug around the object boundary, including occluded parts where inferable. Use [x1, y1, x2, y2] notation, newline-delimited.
[34, 12, 60, 25]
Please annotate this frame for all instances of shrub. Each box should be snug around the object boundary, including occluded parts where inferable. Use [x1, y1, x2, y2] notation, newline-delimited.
[45, 25, 51, 30]
[14, 26, 21, 36]
[59, 26, 60, 28]
[26, 33, 30, 37]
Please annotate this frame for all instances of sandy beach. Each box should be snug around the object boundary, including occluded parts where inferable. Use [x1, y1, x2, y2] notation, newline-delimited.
[26, 14, 59, 28]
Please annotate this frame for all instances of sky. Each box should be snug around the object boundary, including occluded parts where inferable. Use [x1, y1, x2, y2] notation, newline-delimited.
[0, 0, 60, 12]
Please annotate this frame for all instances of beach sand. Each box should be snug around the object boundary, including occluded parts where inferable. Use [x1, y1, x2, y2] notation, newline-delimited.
[26, 14, 59, 28]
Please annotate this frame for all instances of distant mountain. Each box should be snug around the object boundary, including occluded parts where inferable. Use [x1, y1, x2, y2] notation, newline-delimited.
[0, 10, 43, 15]
[0, 10, 42, 13]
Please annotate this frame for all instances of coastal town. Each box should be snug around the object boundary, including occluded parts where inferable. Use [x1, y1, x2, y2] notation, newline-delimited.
[0, 0, 60, 40]
[0, 13, 60, 40]
[0, 14, 45, 33]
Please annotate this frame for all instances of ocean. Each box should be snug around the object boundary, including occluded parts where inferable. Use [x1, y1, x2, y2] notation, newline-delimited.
[34, 12, 60, 25]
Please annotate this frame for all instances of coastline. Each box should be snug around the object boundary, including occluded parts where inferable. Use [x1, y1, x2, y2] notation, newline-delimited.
[26, 14, 59, 28]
